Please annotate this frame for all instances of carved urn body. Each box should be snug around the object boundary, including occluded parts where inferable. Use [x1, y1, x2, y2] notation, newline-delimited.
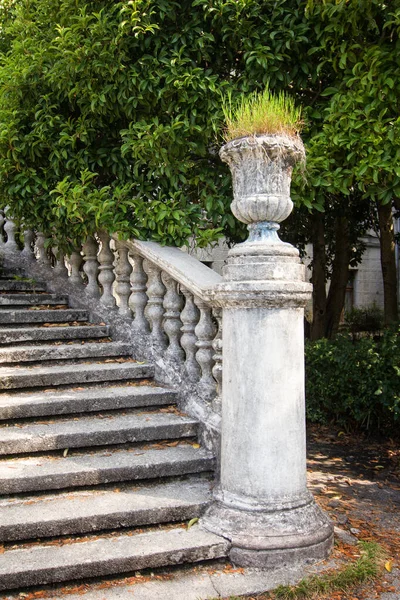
[220, 134, 305, 243]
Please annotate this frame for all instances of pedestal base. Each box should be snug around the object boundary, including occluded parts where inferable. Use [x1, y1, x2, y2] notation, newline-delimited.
[201, 498, 333, 569]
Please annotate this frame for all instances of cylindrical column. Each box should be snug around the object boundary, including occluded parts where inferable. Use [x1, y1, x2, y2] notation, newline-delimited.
[201, 134, 333, 569]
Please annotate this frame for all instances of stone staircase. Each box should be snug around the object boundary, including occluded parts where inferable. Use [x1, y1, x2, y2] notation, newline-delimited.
[0, 268, 229, 594]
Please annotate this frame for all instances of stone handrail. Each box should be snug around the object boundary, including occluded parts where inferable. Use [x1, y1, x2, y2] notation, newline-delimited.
[0, 208, 223, 434]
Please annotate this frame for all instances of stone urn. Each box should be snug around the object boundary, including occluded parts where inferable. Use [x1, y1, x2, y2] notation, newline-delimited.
[220, 134, 305, 244]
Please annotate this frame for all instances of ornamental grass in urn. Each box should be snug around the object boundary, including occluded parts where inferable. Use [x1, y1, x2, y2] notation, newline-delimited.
[221, 87, 304, 243]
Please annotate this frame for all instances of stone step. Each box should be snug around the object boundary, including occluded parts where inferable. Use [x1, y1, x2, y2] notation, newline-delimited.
[0, 478, 211, 541]
[0, 361, 153, 390]
[0, 280, 47, 292]
[0, 525, 228, 591]
[0, 445, 214, 494]
[0, 341, 131, 364]
[0, 293, 68, 306]
[0, 410, 198, 455]
[0, 308, 89, 324]
[0, 384, 177, 420]
[0, 324, 110, 344]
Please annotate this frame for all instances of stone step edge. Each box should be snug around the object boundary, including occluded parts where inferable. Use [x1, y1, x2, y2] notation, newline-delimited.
[0, 309, 89, 324]
[0, 445, 214, 494]
[0, 341, 132, 363]
[0, 478, 211, 541]
[0, 385, 177, 420]
[0, 361, 154, 390]
[0, 325, 110, 344]
[4, 563, 305, 600]
[0, 526, 230, 591]
[0, 411, 198, 455]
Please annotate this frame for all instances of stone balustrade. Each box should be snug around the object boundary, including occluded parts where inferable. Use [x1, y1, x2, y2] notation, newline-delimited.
[0, 219, 223, 430]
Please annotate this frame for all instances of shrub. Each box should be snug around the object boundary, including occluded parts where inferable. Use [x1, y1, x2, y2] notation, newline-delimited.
[344, 303, 384, 334]
[305, 324, 400, 436]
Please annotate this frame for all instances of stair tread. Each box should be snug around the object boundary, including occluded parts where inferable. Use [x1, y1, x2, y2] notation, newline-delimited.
[0, 478, 211, 540]
[0, 526, 228, 590]
[0, 410, 198, 454]
[0, 294, 68, 305]
[0, 445, 214, 493]
[0, 384, 176, 420]
[0, 341, 132, 363]
[0, 308, 88, 323]
[0, 281, 47, 291]
[0, 361, 153, 390]
[0, 325, 110, 344]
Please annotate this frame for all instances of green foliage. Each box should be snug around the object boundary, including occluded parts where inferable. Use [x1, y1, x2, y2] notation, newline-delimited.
[0, 0, 399, 259]
[0, 0, 237, 251]
[222, 86, 302, 141]
[305, 325, 400, 435]
[345, 303, 384, 335]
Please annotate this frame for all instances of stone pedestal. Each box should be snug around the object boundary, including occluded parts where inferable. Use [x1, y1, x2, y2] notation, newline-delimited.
[200, 134, 333, 568]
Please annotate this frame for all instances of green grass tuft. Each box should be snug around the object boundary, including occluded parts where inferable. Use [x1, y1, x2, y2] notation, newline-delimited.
[222, 87, 303, 142]
[272, 541, 385, 599]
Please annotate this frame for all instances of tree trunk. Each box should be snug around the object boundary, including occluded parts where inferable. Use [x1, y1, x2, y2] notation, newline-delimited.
[377, 200, 398, 324]
[325, 216, 351, 338]
[310, 212, 327, 340]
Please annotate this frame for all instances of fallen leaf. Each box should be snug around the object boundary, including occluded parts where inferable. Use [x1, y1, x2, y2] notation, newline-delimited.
[192, 443, 200, 449]
[385, 560, 393, 572]
[187, 518, 199, 530]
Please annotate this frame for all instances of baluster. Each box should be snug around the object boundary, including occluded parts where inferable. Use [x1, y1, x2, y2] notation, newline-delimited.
[97, 231, 116, 308]
[162, 273, 184, 362]
[0, 210, 5, 247]
[68, 251, 83, 285]
[4, 209, 18, 252]
[194, 298, 217, 395]
[35, 232, 51, 267]
[82, 236, 100, 298]
[130, 253, 149, 333]
[180, 287, 201, 381]
[211, 308, 223, 414]
[21, 230, 35, 261]
[115, 242, 132, 317]
[143, 261, 167, 351]
[53, 247, 69, 278]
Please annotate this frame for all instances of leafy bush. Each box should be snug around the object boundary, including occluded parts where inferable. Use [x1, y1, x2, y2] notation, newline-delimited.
[344, 303, 384, 334]
[305, 324, 400, 436]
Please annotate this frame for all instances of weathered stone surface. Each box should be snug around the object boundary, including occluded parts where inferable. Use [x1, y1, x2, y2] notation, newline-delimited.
[0, 280, 46, 292]
[0, 445, 214, 494]
[0, 308, 88, 324]
[0, 293, 68, 306]
[0, 526, 229, 590]
[0, 478, 211, 540]
[0, 324, 110, 344]
[0, 361, 153, 390]
[0, 410, 198, 454]
[0, 384, 177, 420]
[29, 566, 302, 600]
[124, 238, 222, 302]
[333, 526, 358, 546]
[0, 341, 131, 364]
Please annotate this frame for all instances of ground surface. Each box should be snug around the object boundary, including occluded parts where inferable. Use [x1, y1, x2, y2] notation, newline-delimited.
[253, 424, 400, 600]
